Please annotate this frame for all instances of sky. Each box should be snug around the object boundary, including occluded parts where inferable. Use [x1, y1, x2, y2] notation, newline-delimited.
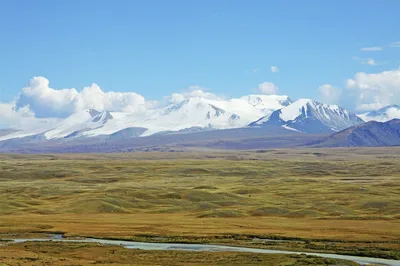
[0, 0, 400, 126]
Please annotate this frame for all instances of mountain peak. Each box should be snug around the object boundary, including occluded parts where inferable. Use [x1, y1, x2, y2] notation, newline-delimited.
[295, 98, 314, 105]
[384, 104, 400, 109]
[91, 111, 113, 124]
[310, 118, 400, 147]
[87, 109, 101, 117]
[241, 94, 292, 106]
[249, 100, 363, 133]
[359, 104, 400, 122]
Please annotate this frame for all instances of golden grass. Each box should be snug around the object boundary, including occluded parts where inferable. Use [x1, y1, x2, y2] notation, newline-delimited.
[0, 148, 399, 261]
[1, 213, 399, 242]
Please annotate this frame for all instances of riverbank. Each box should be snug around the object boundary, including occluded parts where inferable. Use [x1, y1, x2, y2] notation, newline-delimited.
[1, 231, 400, 263]
[1, 213, 399, 260]
[0, 241, 361, 266]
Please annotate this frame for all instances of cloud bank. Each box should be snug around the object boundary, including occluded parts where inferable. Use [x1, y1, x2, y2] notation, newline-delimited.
[346, 69, 400, 111]
[15, 77, 146, 118]
[1, 69, 400, 129]
[2, 78, 226, 129]
[318, 84, 341, 105]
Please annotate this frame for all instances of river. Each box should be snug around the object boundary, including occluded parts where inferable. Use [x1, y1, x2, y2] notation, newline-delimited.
[5, 236, 400, 266]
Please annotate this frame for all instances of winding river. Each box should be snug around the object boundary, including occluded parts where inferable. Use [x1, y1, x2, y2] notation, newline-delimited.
[5, 236, 400, 266]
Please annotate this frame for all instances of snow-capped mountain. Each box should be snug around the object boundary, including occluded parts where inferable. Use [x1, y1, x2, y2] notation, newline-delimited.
[0, 129, 19, 137]
[358, 105, 400, 122]
[44, 109, 113, 139]
[239, 95, 292, 113]
[0, 96, 367, 141]
[0, 94, 292, 141]
[249, 99, 364, 133]
[138, 98, 243, 135]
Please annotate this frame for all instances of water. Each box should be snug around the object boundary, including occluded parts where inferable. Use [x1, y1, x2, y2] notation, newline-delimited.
[6, 237, 400, 266]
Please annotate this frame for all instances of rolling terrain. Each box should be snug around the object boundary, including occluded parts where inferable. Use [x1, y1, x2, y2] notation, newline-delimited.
[0, 149, 399, 265]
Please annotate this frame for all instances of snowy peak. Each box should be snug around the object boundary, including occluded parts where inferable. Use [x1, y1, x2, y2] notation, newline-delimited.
[206, 105, 225, 119]
[249, 99, 364, 133]
[44, 109, 114, 139]
[144, 97, 244, 133]
[0, 95, 372, 142]
[240, 94, 292, 112]
[162, 98, 224, 117]
[162, 98, 225, 117]
[91, 111, 113, 124]
[359, 105, 400, 122]
[0, 94, 292, 141]
[88, 109, 101, 117]
[279, 99, 357, 123]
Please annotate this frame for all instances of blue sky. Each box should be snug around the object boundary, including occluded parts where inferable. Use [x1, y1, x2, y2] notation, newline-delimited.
[0, 0, 399, 115]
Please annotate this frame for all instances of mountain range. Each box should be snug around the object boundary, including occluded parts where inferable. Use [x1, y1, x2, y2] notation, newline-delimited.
[248, 99, 364, 133]
[0, 94, 399, 152]
[359, 105, 400, 122]
[309, 119, 400, 147]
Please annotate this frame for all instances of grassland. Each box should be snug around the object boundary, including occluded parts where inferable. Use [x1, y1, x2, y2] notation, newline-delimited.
[0, 148, 399, 264]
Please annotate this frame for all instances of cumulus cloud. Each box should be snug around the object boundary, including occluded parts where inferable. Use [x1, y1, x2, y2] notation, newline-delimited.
[0, 103, 18, 128]
[0, 102, 59, 130]
[11, 77, 223, 122]
[346, 69, 400, 111]
[257, 82, 279, 95]
[15, 77, 146, 118]
[73, 83, 146, 113]
[0, 102, 34, 121]
[360, 46, 383, 51]
[270, 66, 279, 73]
[318, 84, 341, 105]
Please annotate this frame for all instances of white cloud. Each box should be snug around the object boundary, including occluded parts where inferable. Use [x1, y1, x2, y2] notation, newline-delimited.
[318, 84, 341, 104]
[11, 77, 223, 122]
[389, 41, 400, 48]
[257, 82, 279, 95]
[360, 46, 383, 51]
[346, 69, 400, 111]
[364, 59, 376, 66]
[15, 76, 146, 118]
[270, 66, 279, 73]
[353, 57, 377, 66]
[73, 83, 146, 113]
[0, 102, 59, 130]
[165, 85, 222, 105]
[0, 103, 19, 128]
